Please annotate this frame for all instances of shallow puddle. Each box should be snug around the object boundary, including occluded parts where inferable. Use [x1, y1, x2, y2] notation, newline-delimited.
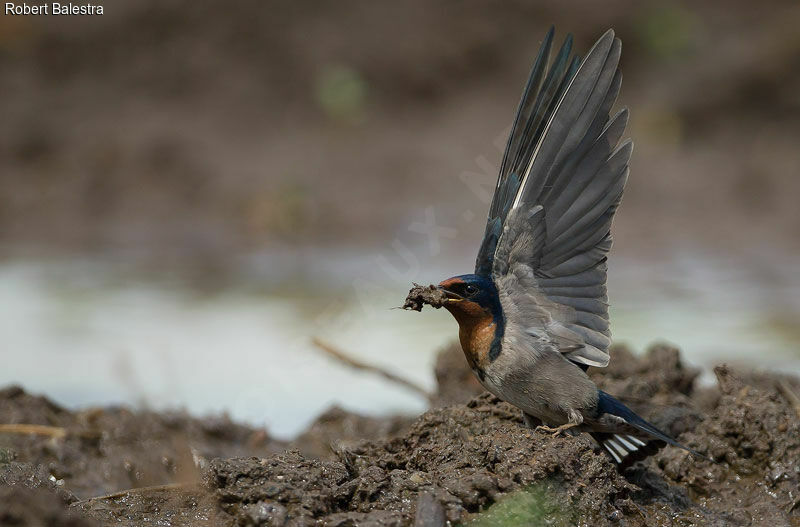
[1, 250, 798, 438]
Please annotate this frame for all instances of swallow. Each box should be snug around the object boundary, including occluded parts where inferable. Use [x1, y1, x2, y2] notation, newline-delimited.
[418, 28, 705, 467]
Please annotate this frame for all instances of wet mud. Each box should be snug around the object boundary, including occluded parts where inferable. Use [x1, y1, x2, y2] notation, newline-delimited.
[402, 284, 448, 312]
[2, 346, 799, 526]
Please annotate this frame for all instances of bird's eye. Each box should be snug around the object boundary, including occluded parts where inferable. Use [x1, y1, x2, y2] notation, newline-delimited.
[464, 284, 478, 295]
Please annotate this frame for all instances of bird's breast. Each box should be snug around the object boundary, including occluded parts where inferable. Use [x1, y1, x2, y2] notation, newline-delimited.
[457, 313, 498, 374]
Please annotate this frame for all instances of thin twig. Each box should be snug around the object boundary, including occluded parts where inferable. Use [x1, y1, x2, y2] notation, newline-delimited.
[0, 424, 67, 438]
[71, 482, 198, 506]
[312, 337, 432, 401]
[776, 380, 800, 419]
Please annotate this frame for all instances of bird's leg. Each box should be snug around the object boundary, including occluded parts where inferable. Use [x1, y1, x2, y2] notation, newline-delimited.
[535, 410, 583, 437]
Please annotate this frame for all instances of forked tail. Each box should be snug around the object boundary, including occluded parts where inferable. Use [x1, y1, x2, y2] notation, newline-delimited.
[593, 391, 710, 467]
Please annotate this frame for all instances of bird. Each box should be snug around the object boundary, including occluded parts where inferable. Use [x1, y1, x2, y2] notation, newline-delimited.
[420, 27, 704, 467]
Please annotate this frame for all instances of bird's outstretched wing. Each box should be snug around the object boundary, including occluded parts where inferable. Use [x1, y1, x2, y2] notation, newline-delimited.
[476, 28, 630, 369]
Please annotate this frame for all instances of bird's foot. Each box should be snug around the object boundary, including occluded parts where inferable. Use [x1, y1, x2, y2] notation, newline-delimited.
[535, 423, 579, 437]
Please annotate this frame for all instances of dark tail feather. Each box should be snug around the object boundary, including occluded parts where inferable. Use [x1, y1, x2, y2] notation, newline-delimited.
[595, 391, 711, 466]
[590, 432, 665, 469]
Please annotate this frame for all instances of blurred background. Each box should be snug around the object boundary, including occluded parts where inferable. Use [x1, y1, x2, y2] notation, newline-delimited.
[1, 1, 798, 438]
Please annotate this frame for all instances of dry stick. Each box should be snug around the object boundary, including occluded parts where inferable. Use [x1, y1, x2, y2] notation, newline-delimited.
[71, 482, 199, 506]
[0, 424, 67, 438]
[312, 337, 432, 401]
[776, 380, 800, 419]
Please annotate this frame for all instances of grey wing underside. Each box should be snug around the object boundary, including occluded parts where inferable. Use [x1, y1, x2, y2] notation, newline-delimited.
[478, 28, 631, 368]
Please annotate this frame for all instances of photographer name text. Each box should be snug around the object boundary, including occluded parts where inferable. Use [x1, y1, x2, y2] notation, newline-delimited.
[5, 2, 103, 15]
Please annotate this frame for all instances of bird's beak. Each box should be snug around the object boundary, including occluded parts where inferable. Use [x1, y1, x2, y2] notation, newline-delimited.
[437, 285, 464, 303]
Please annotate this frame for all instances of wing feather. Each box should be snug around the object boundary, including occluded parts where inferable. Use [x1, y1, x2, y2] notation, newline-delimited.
[545, 109, 628, 222]
[495, 28, 554, 208]
[548, 142, 631, 247]
[476, 30, 578, 276]
[547, 296, 607, 316]
[513, 31, 617, 209]
[482, 29, 631, 369]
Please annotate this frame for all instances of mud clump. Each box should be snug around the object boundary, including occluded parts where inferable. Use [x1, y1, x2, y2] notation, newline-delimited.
[209, 394, 633, 526]
[402, 284, 448, 311]
[291, 406, 413, 460]
[2, 346, 800, 526]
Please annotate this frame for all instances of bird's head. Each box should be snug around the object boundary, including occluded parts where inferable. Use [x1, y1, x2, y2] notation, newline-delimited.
[437, 274, 502, 324]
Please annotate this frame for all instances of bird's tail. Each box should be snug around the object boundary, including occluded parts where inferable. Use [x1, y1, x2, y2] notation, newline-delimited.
[590, 431, 663, 468]
[594, 391, 709, 467]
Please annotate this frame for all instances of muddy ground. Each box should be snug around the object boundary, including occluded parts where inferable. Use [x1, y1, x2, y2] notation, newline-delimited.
[1, 344, 798, 526]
